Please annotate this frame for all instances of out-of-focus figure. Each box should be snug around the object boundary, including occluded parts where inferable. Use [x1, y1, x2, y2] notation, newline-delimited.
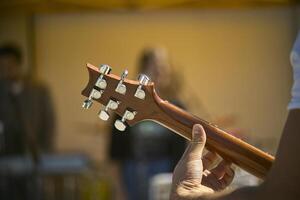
[0, 43, 56, 200]
[0, 43, 55, 155]
[109, 47, 186, 200]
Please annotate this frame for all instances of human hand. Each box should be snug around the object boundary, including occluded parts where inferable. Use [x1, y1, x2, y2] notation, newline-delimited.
[170, 124, 235, 200]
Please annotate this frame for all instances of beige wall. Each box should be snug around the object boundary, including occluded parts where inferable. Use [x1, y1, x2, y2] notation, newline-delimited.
[35, 7, 296, 160]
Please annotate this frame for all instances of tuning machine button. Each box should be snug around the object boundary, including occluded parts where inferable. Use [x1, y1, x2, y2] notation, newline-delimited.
[91, 89, 102, 99]
[95, 64, 111, 89]
[82, 64, 111, 109]
[98, 110, 109, 121]
[134, 74, 150, 100]
[82, 89, 103, 109]
[98, 99, 120, 121]
[115, 70, 128, 95]
[114, 110, 137, 131]
[114, 120, 127, 131]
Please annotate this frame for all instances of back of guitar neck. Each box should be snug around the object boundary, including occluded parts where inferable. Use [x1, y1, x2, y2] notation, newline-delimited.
[152, 95, 274, 179]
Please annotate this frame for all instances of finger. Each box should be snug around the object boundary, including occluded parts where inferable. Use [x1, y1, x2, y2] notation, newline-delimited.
[182, 124, 207, 158]
[202, 170, 224, 191]
[202, 151, 218, 170]
[202, 163, 234, 191]
[202, 169, 210, 177]
[210, 160, 231, 180]
[220, 167, 235, 186]
[178, 125, 206, 180]
[192, 124, 206, 144]
[214, 166, 235, 190]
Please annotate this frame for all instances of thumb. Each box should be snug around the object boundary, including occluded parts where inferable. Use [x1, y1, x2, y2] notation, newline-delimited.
[183, 124, 207, 180]
[172, 124, 207, 185]
[185, 124, 206, 157]
[192, 124, 206, 144]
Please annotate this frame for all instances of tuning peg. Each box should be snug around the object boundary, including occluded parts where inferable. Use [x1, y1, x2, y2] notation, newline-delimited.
[98, 99, 120, 121]
[82, 64, 110, 109]
[95, 64, 111, 89]
[134, 74, 150, 100]
[82, 99, 93, 109]
[99, 64, 111, 74]
[82, 89, 103, 109]
[115, 70, 128, 95]
[114, 110, 137, 131]
[82, 65, 111, 109]
[114, 120, 126, 131]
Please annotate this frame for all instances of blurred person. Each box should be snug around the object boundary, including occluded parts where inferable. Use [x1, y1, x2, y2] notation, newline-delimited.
[109, 47, 186, 200]
[169, 33, 300, 200]
[0, 43, 56, 200]
[0, 43, 55, 155]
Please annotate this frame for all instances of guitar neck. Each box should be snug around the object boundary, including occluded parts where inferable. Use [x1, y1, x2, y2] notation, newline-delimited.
[81, 63, 274, 179]
[151, 92, 274, 179]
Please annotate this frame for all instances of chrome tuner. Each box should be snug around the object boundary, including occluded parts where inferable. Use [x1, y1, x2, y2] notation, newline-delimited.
[98, 99, 120, 121]
[115, 70, 128, 95]
[82, 89, 103, 109]
[114, 110, 137, 131]
[82, 99, 93, 109]
[134, 74, 150, 100]
[82, 64, 111, 109]
[95, 64, 111, 89]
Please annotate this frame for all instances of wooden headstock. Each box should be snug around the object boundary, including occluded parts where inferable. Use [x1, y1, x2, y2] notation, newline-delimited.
[81, 63, 162, 130]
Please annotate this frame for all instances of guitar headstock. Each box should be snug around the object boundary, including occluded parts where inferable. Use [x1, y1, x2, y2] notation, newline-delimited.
[81, 63, 159, 131]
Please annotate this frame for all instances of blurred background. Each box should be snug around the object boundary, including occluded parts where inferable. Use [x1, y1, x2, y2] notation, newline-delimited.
[0, 0, 300, 199]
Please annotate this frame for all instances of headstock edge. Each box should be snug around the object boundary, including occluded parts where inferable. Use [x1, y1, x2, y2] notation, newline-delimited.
[81, 63, 159, 131]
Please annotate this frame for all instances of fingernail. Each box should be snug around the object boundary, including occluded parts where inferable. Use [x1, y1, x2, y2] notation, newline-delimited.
[192, 124, 205, 142]
[193, 124, 201, 133]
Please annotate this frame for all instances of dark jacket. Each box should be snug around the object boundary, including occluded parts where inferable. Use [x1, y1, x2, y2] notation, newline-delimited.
[0, 80, 55, 156]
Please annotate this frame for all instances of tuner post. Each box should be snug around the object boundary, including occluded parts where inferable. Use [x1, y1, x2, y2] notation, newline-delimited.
[95, 64, 111, 89]
[82, 99, 93, 109]
[134, 74, 150, 100]
[82, 89, 103, 109]
[115, 70, 128, 95]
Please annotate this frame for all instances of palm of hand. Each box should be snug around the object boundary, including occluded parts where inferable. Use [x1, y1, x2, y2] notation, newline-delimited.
[171, 125, 234, 200]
